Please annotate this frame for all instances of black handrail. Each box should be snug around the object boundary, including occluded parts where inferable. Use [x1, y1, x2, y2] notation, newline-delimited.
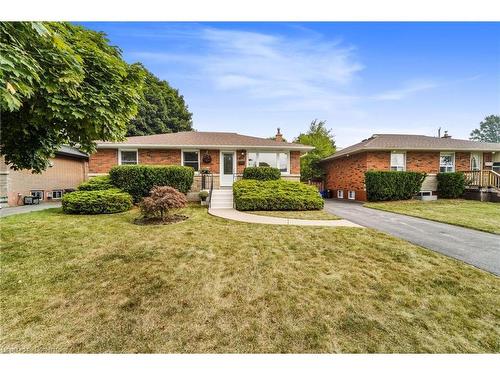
[203, 171, 214, 208]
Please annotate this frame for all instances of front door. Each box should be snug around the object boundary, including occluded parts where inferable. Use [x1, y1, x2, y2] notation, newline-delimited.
[220, 151, 235, 186]
[470, 152, 481, 171]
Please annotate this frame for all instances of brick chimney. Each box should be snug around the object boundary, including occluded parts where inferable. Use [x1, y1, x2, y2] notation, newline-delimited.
[275, 127, 283, 142]
[442, 130, 452, 139]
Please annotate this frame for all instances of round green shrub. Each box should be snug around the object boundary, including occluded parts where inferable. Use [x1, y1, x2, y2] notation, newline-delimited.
[243, 166, 281, 181]
[365, 171, 426, 201]
[62, 189, 133, 214]
[77, 175, 115, 191]
[233, 179, 323, 211]
[437, 172, 465, 198]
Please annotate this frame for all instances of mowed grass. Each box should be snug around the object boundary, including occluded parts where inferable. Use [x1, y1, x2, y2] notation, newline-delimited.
[1, 205, 499, 353]
[364, 199, 500, 234]
[249, 210, 340, 220]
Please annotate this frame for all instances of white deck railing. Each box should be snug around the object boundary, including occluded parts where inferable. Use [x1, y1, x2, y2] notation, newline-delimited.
[463, 170, 500, 190]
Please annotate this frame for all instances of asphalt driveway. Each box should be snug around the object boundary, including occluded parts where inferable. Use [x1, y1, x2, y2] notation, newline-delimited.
[0, 202, 62, 217]
[324, 199, 500, 276]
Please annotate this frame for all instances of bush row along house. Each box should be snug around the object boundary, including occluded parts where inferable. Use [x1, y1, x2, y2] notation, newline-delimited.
[3, 130, 499, 207]
[0, 129, 312, 206]
[89, 130, 312, 200]
[320, 133, 500, 201]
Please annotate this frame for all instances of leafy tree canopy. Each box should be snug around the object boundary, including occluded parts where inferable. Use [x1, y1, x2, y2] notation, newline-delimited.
[0, 22, 144, 172]
[469, 115, 500, 143]
[295, 119, 336, 181]
[127, 65, 193, 136]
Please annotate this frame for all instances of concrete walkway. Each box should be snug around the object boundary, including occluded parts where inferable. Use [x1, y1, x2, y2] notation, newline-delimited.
[0, 202, 62, 217]
[324, 199, 500, 275]
[208, 207, 362, 227]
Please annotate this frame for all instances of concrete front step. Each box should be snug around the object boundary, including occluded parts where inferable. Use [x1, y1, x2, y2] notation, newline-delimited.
[209, 189, 234, 209]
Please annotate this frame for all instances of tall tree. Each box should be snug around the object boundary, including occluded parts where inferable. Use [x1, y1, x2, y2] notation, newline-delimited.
[127, 66, 193, 136]
[0, 22, 143, 172]
[469, 115, 500, 143]
[295, 120, 336, 181]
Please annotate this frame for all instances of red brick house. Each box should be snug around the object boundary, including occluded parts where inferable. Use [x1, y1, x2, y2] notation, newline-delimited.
[0, 146, 89, 207]
[89, 130, 313, 200]
[321, 134, 500, 201]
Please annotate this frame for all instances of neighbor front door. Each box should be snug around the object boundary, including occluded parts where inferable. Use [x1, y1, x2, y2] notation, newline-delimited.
[220, 151, 235, 186]
[470, 152, 481, 171]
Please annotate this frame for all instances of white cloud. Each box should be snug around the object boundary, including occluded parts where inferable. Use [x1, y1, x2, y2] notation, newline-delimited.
[129, 26, 364, 109]
[372, 80, 438, 101]
[200, 27, 364, 102]
[215, 74, 260, 90]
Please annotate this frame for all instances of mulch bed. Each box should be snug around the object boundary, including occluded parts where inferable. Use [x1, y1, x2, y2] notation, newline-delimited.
[133, 214, 188, 226]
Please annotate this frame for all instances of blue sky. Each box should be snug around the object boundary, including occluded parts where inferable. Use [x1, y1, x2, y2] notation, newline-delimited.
[81, 22, 499, 147]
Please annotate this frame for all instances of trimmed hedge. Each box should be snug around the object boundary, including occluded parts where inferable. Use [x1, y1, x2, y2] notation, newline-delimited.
[365, 171, 426, 202]
[62, 189, 133, 214]
[233, 179, 324, 211]
[437, 172, 465, 198]
[243, 166, 281, 181]
[77, 175, 115, 191]
[109, 165, 194, 202]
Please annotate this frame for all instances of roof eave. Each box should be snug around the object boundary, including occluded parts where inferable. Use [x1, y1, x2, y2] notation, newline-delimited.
[365, 146, 500, 152]
[320, 146, 500, 163]
[96, 143, 314, 151]
[55, 151, 89, 160]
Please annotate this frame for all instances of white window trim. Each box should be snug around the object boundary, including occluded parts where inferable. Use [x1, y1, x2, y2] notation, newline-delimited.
[118, 149, 139, 165]
[439, 152, 455, 173]
[390, 151, 406, 171]
[246, 150, 291, 174]
[181, 149, 200, 173]
[337, 190, 344, 199]
[348, 190, 356, 200]
[247, 152, 257, 169]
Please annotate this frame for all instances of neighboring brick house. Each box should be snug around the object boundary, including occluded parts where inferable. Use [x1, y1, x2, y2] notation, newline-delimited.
[320, 134, 500, 201]
[0, 146, 89, 207]
[89, 130, 313, 200]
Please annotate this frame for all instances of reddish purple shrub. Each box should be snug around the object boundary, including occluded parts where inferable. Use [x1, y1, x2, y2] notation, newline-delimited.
[139, 186, 187, 220]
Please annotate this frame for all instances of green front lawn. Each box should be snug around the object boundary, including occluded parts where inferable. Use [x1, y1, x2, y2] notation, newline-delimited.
[249, 210, 340, 220]
[365, 199, 500, 234]
[1, 205, 499, 353]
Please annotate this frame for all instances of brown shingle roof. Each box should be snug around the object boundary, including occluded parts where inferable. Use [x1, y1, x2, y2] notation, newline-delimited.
[321, 134, 500, 162]
[97, 131, 313, 151]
